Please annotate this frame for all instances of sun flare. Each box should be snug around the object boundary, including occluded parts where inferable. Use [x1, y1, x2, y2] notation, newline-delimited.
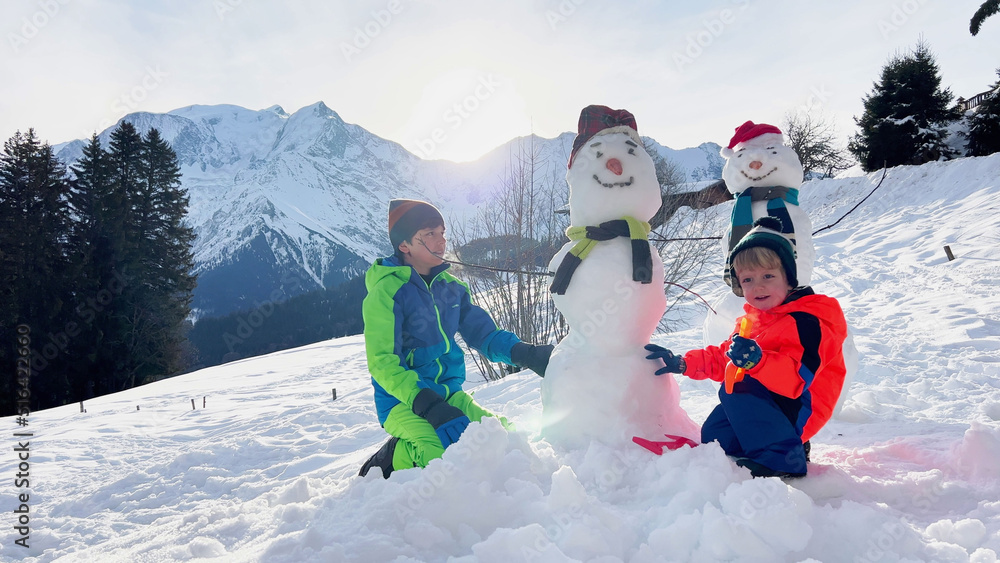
[394, 69, 531, 162]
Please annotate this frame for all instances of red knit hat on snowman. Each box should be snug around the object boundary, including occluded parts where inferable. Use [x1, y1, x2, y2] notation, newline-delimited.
[720, 120, 784, 159]
[568, 105, 643, 168]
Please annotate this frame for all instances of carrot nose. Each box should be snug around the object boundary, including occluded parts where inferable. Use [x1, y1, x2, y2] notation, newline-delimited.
[749, 160, 763, 170]
[606, 158, 623, 175]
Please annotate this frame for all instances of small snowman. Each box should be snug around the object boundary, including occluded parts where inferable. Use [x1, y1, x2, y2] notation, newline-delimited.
[703, 121, 815, 346]
[542, 105, 698, 448]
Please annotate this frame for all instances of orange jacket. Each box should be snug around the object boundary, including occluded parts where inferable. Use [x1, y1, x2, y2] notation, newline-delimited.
[684, 288, 848, 442]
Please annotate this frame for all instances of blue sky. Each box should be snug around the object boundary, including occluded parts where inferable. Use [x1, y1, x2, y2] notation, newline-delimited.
[3, 0, 999, 161]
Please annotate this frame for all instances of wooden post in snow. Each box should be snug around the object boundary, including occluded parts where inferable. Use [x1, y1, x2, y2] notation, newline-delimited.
[944, 246, 955, 261]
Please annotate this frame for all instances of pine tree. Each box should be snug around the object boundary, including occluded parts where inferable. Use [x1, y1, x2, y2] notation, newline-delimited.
[0, 130, 75, 414]
[66, 123, 197, 397]
[133, 127, 197, 383]
[849, 41, 961, 171]
[90, 122, 147, 393]
[965, 70, 1000, 156]
[970, 0, 999, 35]
[67, 133, 118, 400]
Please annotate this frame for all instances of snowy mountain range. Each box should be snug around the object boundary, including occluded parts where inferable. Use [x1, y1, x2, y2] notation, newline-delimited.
[6, 153, 999, 561]
[54, 103, 725, 318]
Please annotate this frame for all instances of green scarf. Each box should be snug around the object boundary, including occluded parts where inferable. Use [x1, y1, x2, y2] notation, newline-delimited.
[550, 216, 652, 295]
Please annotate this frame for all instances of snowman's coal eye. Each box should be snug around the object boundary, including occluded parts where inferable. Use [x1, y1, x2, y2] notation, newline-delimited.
[595, 151, 603, 158]
[627, 148, 635, 155]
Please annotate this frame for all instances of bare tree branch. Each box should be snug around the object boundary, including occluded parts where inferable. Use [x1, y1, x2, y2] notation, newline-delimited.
[782, 111, 854, 178]
[452, 137, 569, 381]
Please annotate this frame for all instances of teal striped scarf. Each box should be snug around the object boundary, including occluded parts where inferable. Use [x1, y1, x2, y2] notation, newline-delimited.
[725, 186, 799, 286]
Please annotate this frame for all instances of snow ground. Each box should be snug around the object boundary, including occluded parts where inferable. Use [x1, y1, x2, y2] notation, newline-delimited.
[2, 154, 1000, 562]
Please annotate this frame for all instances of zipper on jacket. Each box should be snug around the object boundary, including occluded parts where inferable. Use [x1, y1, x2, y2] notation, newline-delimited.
[426, 275, 452, 399]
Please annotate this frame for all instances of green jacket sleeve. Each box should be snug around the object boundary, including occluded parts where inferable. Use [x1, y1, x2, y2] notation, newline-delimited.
[362, 278, 422, 407]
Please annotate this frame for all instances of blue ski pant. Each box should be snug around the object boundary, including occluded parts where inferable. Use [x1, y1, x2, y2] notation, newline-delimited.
[701, 375, 808, 474]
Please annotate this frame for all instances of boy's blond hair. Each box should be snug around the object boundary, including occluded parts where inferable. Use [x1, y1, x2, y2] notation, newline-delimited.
[732, 246, 784, 278]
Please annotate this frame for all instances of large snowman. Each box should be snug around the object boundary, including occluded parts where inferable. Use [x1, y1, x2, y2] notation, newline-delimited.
[703, 121, 815, 346]
[542, 105, 698, 448]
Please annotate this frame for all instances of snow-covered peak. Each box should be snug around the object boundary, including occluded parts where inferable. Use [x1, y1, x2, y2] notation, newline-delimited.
[262, 104, 288, 117]
[302, 100, 338, 119]
[271, 102, 350, 155]
[168, 103, 265, 120]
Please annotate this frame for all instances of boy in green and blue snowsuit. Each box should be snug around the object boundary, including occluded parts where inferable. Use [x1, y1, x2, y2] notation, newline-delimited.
[359, 199, 552, 478]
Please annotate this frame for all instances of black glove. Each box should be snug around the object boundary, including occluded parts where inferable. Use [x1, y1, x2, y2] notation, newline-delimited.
[510, 342, 554, 377]
[411, 388, 470, 448]
[644, 343, 685, 375]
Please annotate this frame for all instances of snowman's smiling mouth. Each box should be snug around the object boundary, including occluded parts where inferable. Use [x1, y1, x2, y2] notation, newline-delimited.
[741, 167, 779, 182]
[592, 174, 635, 188]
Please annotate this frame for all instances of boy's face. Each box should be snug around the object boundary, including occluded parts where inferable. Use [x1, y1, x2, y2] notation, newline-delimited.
[735, 265, 791, 311]
[399, 225, 446, 275]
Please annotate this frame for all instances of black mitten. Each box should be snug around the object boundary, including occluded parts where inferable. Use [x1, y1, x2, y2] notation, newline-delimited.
[511, 342, 554, 377]
[727, 335, 762, 370]
[411, 388, 470, 448]
[644, 343, 685, 375]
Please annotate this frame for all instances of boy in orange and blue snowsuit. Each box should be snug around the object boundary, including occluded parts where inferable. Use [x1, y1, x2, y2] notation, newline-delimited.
[359, 199, 552, 479]
[646, 217, 848, 477]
